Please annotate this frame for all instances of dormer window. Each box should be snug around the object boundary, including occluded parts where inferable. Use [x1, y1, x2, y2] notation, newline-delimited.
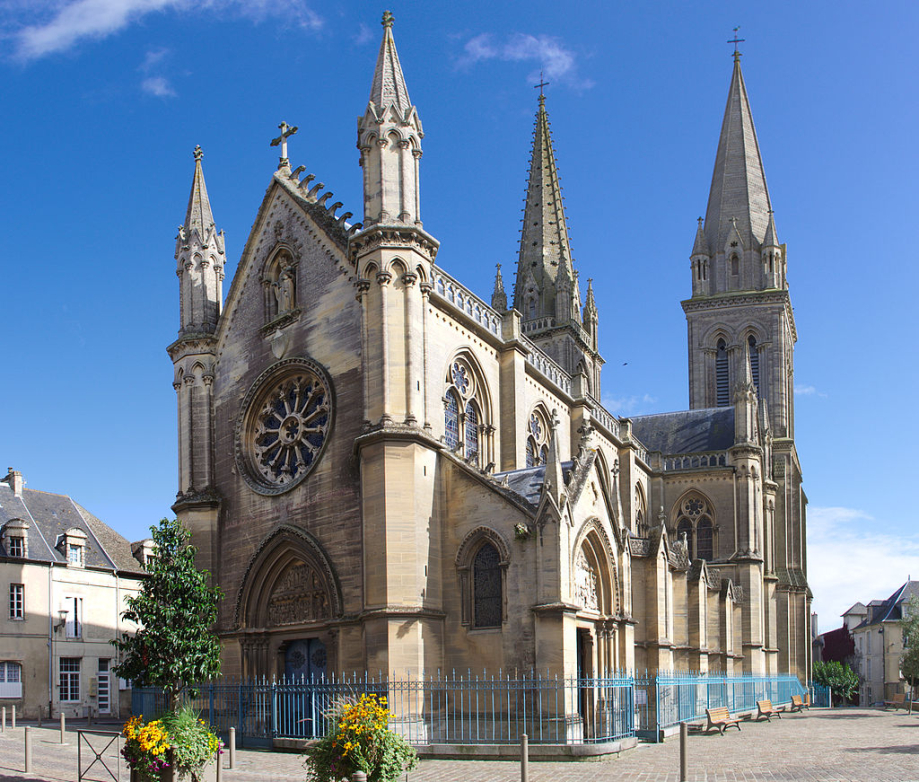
[132, 539, 156, 569]
[2, 519, 29, 559]
[58, 528, 88, 568]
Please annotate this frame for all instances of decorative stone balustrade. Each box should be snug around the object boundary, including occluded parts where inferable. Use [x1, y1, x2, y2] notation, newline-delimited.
[662, 451, 729, 472]
[586, 397, 621, 439]
[521, 316, 555, 334]
[430, 267, 501, 336]
[519, 336, 572, 395]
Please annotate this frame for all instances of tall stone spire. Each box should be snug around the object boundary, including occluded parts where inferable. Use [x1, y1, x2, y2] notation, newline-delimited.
[491, 264, 508, 311]
[357, 11, 424, 227]
[513, 94, 576, 322]
[702, 54, 772, 256]
[175, 145, 224, 335]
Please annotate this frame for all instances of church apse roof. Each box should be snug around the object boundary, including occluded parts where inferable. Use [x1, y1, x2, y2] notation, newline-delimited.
[630, 407, 735, 455]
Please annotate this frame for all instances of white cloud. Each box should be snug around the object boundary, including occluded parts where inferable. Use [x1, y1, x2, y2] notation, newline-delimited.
[7, 0, 322, 61]
[457, 32, 593, 90]
[808, 505, 919, 633]
[141, 75, 175, 97]
[600, 393, 656, 417]
[795, 384, 827, 398]
[140, 46, 169, 72]
[353, 22, 373, 46]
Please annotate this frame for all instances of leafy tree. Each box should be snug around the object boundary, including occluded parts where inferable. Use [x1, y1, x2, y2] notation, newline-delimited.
[812, 660, 859, 705]
[899, 595, 919, 694]
[113, 518, 222, 711]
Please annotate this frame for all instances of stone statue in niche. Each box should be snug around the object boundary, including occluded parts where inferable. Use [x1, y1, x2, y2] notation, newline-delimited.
[272, 267, 296, 314]
[266, 562, 330, 626]
[575, 549, 599, 611]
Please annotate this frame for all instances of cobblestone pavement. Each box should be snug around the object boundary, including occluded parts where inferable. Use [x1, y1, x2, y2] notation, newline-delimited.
[1, 708, 918, 782]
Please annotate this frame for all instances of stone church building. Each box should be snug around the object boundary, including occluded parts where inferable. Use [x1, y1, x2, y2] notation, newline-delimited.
[168, 15, 811, 684]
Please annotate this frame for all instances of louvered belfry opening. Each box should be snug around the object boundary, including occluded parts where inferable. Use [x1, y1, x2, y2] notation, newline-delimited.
[716, 339, 729, 406]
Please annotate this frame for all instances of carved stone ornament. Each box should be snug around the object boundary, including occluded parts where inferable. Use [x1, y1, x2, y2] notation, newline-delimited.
[235, 358, 335, 495]
[266, 562, 331, 626]
[575, 549, 600, 611]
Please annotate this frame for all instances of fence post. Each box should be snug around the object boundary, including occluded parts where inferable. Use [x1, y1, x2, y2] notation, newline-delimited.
[521, 732, 529, 782]
[24, 726, 32, 773]
[61, 712, 67, 744]
[228, 727, 236, 769]
[679, 721, 687, 782]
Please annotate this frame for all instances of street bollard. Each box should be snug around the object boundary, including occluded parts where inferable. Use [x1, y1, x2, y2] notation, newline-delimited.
[351, 773, 367, 782]
[216, 747, 223, 782]
[60, 712, 66, 744]
[1, 705, 5, 732]
[228, 727, 236, 769]
[679, 721, 688, 782]
[11, 704, 15, 729]
[521, 733, 529, 782]
[24, 726, 32, 773]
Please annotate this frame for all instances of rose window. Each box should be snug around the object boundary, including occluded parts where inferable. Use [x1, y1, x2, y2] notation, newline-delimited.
[236, 358, 334, 495]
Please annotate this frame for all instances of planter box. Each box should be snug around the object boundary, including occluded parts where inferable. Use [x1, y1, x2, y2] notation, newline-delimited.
[130, 759, 218, 782]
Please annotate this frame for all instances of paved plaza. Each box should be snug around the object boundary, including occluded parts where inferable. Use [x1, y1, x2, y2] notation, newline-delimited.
[0, 708, 917, 781]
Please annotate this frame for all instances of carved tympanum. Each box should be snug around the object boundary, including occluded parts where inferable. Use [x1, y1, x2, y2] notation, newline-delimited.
[267, 562, 331, 626]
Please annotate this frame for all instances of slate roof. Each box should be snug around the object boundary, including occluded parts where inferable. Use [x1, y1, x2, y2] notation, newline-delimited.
[493, 462, 575, 507]
[860, 580, 919, 627]
[0, 480, 144, 576]
[630, 407, 735, 455]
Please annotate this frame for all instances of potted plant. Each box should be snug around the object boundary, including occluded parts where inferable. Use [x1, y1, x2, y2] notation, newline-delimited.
[304, 693, 418, 782]
[113, 518, 223, 781]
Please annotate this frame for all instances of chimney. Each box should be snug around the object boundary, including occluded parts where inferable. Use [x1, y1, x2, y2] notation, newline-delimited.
[3, 468, 24, 497]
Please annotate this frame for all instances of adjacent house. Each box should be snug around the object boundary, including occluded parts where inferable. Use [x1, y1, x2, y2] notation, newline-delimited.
[0, 469, 147, 720]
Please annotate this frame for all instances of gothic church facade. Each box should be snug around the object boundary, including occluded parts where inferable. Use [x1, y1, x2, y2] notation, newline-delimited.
[168, 16, 811, 684]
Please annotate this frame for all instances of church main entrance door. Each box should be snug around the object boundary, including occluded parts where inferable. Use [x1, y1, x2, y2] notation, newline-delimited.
[282, 638, 327, 738]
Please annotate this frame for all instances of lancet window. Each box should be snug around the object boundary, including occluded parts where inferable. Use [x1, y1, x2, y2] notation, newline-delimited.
[525, 408, 550, 468]
[715, 339, 729, 406]
[473, 544, 502, 628]
[673, 494, 715, 561]
[748, 335, 760, 395]
[443, 357, 487, 467]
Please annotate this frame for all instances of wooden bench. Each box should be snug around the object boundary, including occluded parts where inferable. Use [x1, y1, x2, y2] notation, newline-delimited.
[705, 706, 741, 734]
[789, 694, 810, 712]
[756, 699, 784, 721]
[884, 693, 908, 710]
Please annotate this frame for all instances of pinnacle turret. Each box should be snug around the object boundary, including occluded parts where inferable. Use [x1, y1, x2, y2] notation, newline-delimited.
[175, 146, 224, 335]
[491, 264, 508, 311]
[357, 11, 424, 228]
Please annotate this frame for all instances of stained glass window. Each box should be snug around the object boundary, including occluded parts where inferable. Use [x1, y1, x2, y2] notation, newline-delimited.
[696, 518, 714, 560]
[464, 403, 479, 463]
[539, 445, 548, 465]
[445, 393, 460, 449]
[526, 439, 535, 468]
[473, 544, 502, 628]
[451, 362, 470, 395]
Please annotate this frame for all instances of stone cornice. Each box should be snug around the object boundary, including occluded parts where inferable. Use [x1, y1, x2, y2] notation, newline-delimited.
[681, 288, 797, 341]
[348, 224, 439, 266]
[172, 486, 222, 513]
[166, 333, 218, 360]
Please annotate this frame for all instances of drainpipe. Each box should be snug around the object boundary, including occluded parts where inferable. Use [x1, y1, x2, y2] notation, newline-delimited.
[47, 564, 53, 719]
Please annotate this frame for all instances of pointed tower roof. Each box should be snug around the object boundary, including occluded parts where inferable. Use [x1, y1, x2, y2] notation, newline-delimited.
[183, 145, 216, 239]
[491, 263, 508, 311]
[514, 94, 575, 307]
[703, 54, 772, 253]
[762, 210, 779, 247]
[368, 10, 412, 117]
[691, 217, 709, 256]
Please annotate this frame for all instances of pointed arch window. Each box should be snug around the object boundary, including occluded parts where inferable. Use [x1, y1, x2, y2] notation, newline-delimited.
[473, 543, 503, 628]
[444, 357, 489, 467]
[730, 254, 739, 276]
[525, 409, 549, 468]
[716, 339, 729, 407]
[674, 495, 715, 561]
[748, 335, 760, 395]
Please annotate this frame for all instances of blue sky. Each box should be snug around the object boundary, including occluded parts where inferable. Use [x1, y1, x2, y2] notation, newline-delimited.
[1, 0, 916, 631]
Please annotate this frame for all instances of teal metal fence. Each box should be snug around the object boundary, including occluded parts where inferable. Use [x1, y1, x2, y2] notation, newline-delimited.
[132, 671, 811, 747]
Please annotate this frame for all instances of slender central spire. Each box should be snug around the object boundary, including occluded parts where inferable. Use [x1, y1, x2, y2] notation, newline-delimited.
[513, 93, 576, 317]
[703, 54, 772, 254]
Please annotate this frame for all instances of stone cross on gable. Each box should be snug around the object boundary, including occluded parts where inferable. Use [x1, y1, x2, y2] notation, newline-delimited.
[270, 121, 299, 168]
